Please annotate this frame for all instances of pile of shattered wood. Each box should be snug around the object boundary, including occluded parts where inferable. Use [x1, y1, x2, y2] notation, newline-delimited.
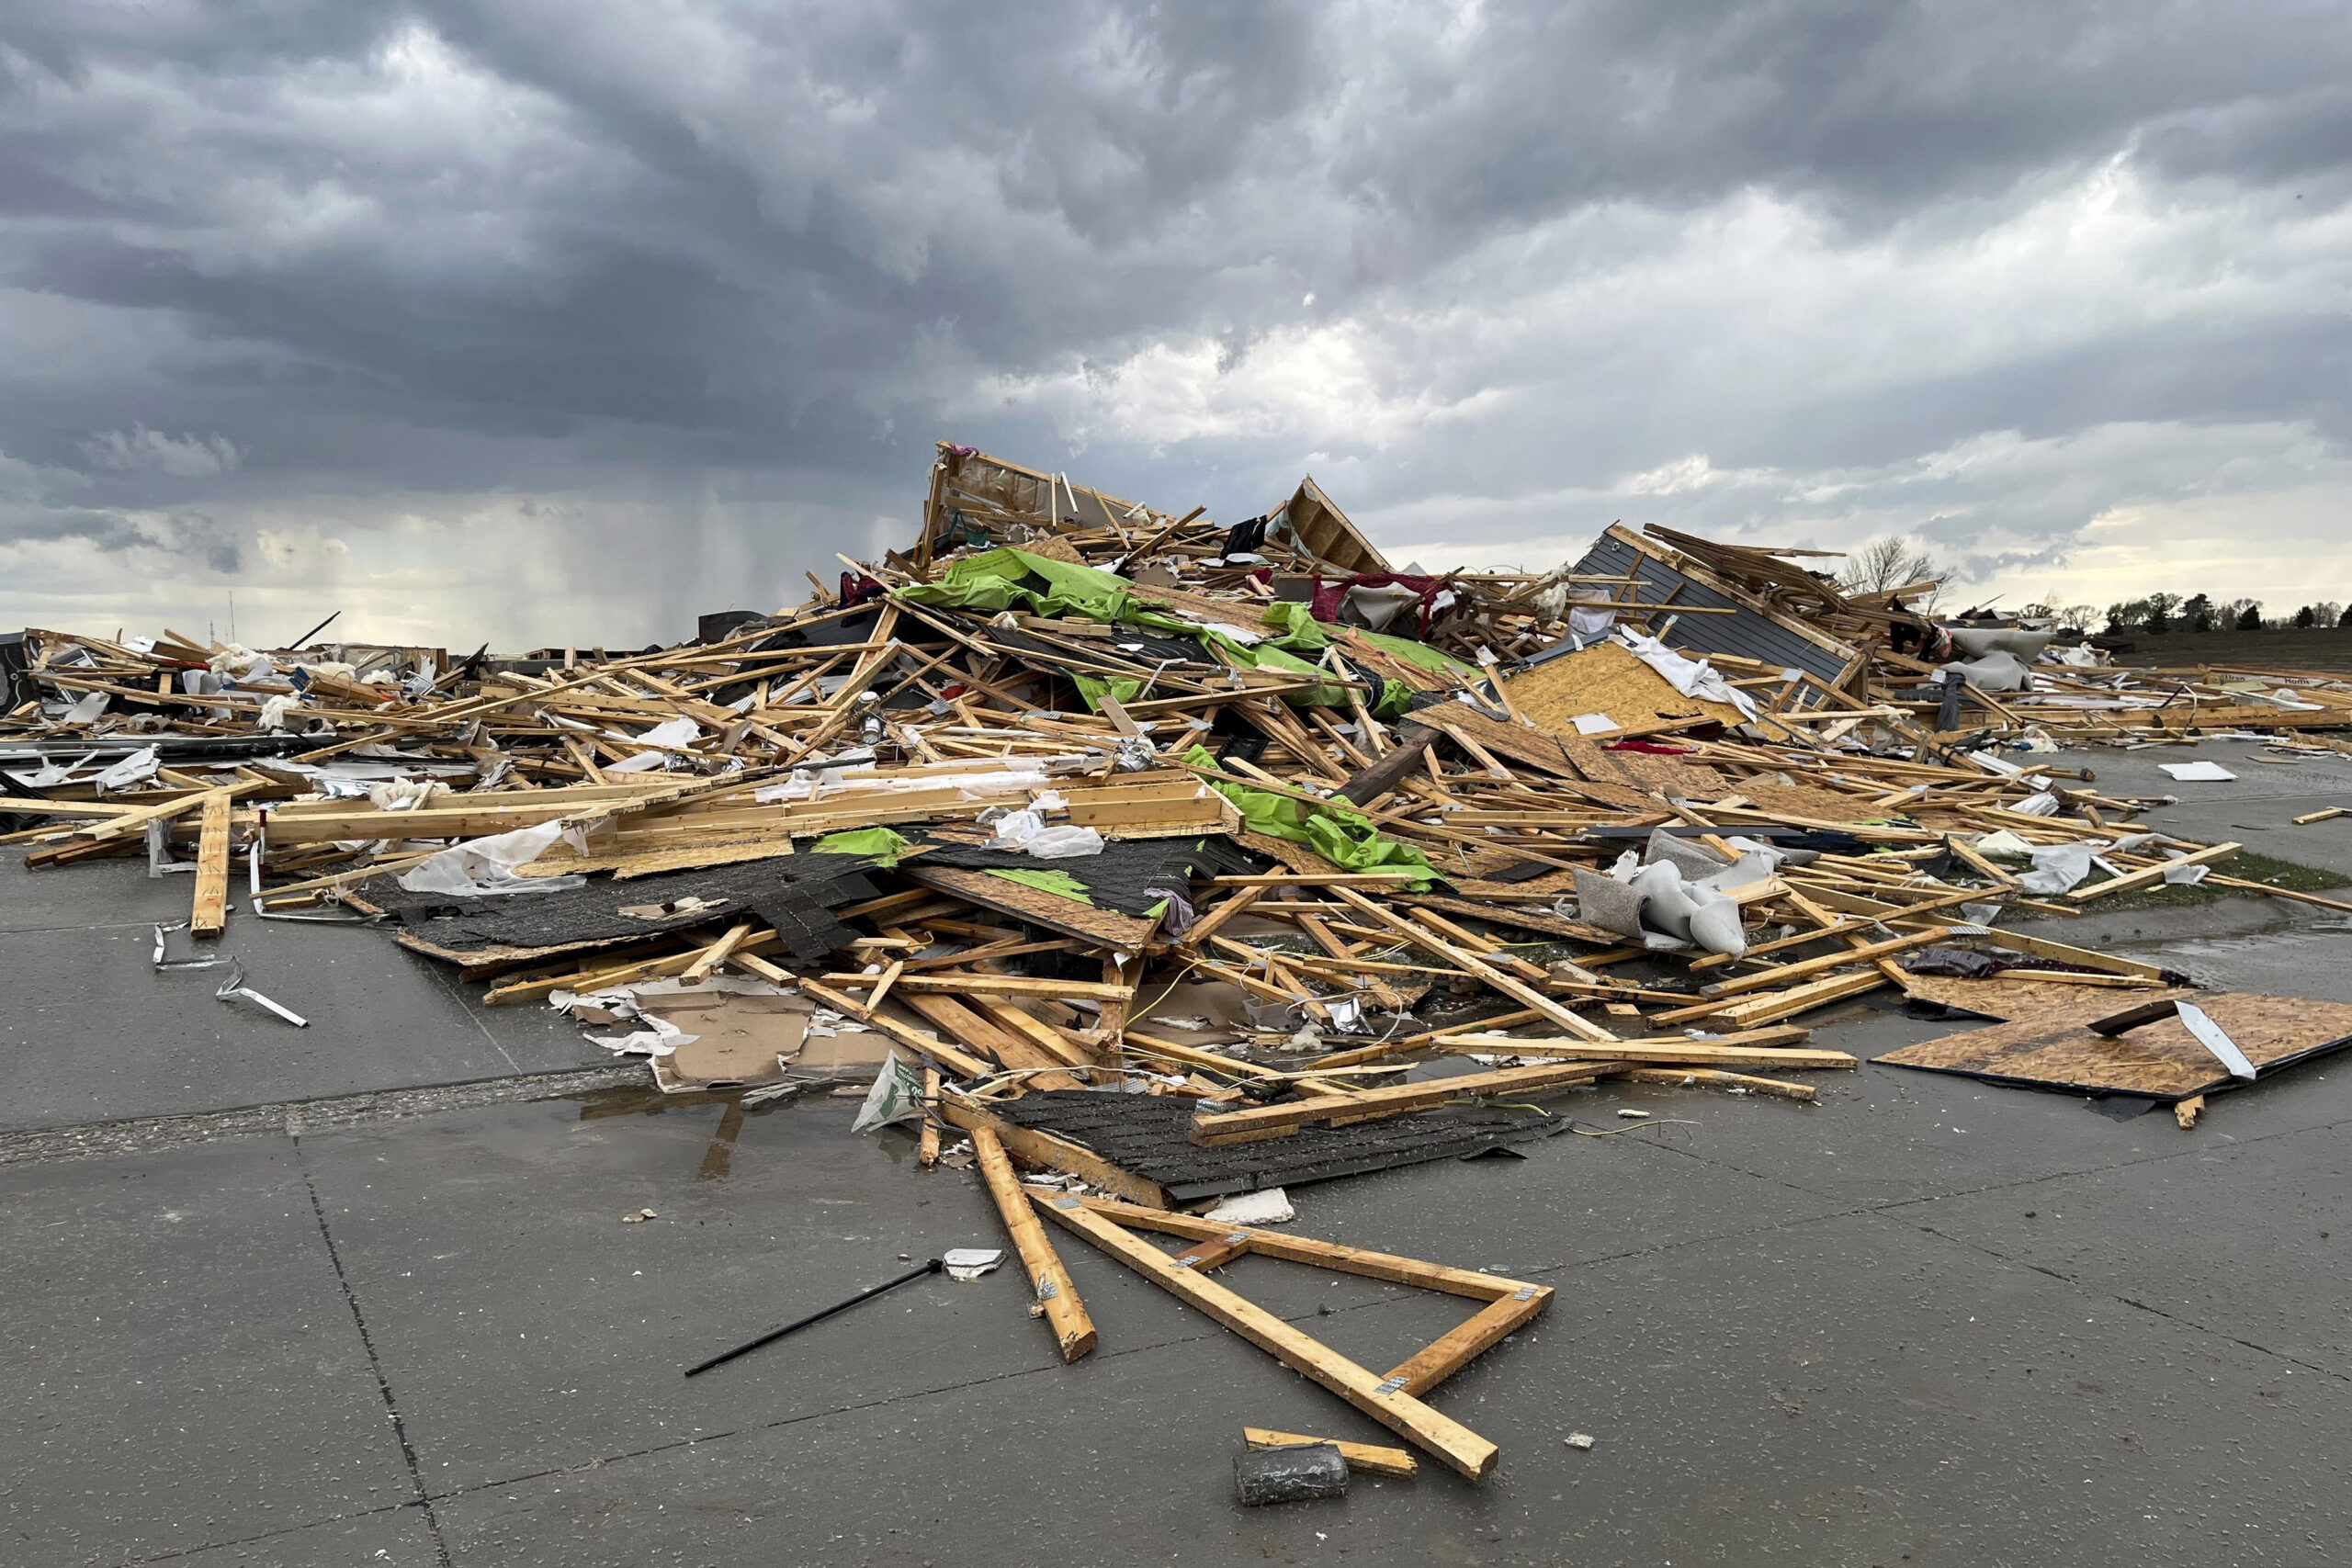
[10, 440, 2352, 1483]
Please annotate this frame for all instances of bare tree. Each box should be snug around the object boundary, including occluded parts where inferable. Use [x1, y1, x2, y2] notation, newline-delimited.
[2057, 604, 2096, 634]
[1837, 536, 1942, 600]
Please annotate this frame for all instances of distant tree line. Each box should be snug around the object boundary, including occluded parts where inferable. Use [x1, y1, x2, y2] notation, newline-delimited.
[1821, 534, 2343, 637]
[2097, 593, 2352, 635]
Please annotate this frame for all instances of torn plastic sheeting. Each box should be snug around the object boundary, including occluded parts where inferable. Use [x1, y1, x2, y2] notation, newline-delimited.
[1183, 745, 1435, 886]
[1023, 825, 1105, 859]
[853, 1050, 929, 1133]
[396, 818, 587, 896]
[93, 746, 160, 791]
[604, 715, 702, 773]
[2016, 841, 2097, 895]
[811, 826, 913, 864]
[1614, 628, 1758, 721]
[1936, 649, 2038, 693]
[983, 866, 1096, 903]
[1944, 626, 2054, 662]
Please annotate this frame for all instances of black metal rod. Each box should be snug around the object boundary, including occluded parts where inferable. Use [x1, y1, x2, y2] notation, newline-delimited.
[285, 610, 342, 652]
[683, 1257, 943, 1377]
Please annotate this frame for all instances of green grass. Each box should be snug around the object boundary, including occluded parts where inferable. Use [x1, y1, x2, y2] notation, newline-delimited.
[2076, 848, 2348, 912]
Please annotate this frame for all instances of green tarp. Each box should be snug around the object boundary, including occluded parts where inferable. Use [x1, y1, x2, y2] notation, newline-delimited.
[896, 548, 1439, 715]
[983, 866, 1096, 904]
[1183, 746, 1436, 887]
[811, 827, 913, 866]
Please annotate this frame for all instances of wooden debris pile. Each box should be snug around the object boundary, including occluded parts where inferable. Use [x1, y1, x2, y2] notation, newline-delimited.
[13, 440, 2352, 1482]
[1560, 522, 2352, 741]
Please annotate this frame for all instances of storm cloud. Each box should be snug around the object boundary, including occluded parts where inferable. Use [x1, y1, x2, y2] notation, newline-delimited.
[1, 1, 2346, 644]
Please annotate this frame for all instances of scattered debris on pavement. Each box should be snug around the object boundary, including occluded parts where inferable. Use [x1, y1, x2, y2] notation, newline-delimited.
[14, 439, 2352, 1482]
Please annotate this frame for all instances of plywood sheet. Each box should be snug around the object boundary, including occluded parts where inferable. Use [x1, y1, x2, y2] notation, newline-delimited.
[1608, 752, 1728, 799]
[1728, 782, 1887, 824]
[1501, 640, 1745, 740]
[1898, 974, 2151, 1020]
[1874, 990, 2352, 1100]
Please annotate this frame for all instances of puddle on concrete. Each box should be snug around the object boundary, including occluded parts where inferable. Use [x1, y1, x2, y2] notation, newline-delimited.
[559, 1078, 921, 1183]
[2140, 915, 2352, 964]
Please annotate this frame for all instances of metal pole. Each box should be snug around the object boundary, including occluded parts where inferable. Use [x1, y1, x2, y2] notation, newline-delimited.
[683, 1258, 943, 1377]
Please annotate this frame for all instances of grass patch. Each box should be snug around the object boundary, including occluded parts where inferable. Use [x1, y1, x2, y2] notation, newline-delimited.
[2076, 848, 2349, 912]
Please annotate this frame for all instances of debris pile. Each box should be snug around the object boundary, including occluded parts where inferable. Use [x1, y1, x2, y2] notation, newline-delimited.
[10, 440, 2352, 1483]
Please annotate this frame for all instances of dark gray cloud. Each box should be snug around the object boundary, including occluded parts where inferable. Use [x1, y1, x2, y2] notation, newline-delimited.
[0, 1, 2346, 641]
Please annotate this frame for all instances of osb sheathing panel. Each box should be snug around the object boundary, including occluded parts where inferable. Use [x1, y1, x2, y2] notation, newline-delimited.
[1875, 990, 2352, 1100]
[1609, 754, 1729, 799]
[1416, 706, 1584, 779]
[1727, 781, 1889, 824]
[1502, 641, 1746, 741]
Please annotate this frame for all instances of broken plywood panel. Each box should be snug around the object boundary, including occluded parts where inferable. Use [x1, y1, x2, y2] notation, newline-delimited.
[1501, 639, 1745, 741]
[1874, 991, 2352, 1100]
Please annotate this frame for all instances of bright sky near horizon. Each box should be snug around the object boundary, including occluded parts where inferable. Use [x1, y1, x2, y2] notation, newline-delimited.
[4, 3, 2347, 647]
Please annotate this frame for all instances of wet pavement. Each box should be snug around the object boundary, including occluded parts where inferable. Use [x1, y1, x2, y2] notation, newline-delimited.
[3, 748, 2349, 1566]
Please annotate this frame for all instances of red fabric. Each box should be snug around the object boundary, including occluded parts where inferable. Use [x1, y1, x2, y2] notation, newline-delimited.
[1305, 573, 1452, 637]
[1603, 739, 1698, 754]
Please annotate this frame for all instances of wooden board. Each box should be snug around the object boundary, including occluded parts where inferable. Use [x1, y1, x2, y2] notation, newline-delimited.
[190, 789, 232, 939]
[1874, 990, 2352, 1100]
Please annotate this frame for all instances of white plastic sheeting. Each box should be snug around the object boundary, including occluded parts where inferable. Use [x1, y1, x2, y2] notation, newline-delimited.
[397, 818, 585, 896]
[1614, 629, 1759, 721]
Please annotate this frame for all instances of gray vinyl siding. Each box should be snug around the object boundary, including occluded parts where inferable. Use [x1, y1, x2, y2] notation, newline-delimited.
[1572, 534, 1851, 684]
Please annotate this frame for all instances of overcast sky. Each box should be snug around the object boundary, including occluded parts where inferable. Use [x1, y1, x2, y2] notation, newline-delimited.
[3, 2, 2347, 649]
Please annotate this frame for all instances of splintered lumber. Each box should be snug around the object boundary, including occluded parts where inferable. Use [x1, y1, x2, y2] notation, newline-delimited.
[1607, 1066, 1818, 1101]
[821, 973, 1136, 1002]
[681, 920, 754, 982]
[24, 790, 213, 866]
[1329, 886, 1617, 1043]
[1243, 1428, 1419, 1479]
[1029, 1192, 1531, 1479]
[2069, 841, 2241, 902]
[189, 789, 233, 939]
[1436, 1034, 1854, 1071]
[1695, 928, 1951, 998]
[2086, 996, 2186, 1036]
[834, 1005, 997, 1083]
[940, 1093, 1171, 1208]
[895, 993, 1088, 1090]
[1188, 1062, 1601, 1146]
[1651, 970, 1888, 1027]
[481, 931, 786, 1005]
[972, 1128, 1095, 1363]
